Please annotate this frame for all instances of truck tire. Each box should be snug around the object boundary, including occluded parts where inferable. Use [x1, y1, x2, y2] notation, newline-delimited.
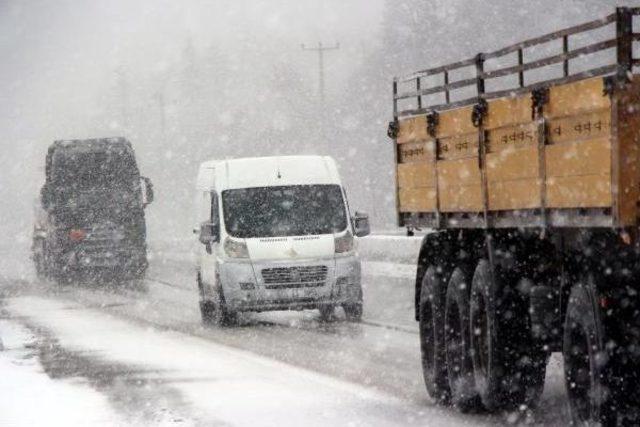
[31, 239, 49, 280]
[445, 267, 483, 412]
[33, 244, 47, 280]
[200, 285, 237, 327]
[470, 260, 546, 412]
[563, 278, 616, 425]
[419, 265, 451, 405]
[49, 259, 69, 285]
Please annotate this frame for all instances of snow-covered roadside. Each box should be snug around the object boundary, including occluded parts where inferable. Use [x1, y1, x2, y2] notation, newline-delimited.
[0, 319, 121, 426]
[362, 261, 416, 280]
[5, 296, 493, 427]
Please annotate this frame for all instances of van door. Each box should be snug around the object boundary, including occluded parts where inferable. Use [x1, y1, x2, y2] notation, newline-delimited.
[199, 191, 219, 295]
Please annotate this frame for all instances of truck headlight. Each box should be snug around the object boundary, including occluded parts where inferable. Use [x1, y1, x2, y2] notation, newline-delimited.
[334, 231, 354, 254]
[224, 237, 249, 258]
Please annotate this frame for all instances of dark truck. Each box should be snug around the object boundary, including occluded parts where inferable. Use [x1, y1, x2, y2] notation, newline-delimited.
[389, 8, 640, 425]
[32, 138, 153, 283]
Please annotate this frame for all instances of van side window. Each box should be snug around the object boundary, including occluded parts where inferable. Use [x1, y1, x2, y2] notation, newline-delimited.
[210, 192, 219, 224]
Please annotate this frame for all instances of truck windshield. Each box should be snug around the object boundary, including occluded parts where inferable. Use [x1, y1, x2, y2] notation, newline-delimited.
[52, 151, 138, 191]
[222, 185, 348, 238]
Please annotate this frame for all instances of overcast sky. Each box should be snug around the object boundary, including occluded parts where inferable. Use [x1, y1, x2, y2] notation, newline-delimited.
[1, 0, 639, 247]
[0, 0, 385, 244]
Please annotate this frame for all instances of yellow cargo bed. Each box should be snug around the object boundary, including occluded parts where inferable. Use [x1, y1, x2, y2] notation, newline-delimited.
[390, 8, 640, 229]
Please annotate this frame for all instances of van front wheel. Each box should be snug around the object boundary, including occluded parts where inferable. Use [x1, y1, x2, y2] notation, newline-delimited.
[343, 303, 363, 321]
[200, 286, 237, 327]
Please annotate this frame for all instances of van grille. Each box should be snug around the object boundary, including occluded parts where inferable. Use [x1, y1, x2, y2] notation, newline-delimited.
[261, 265, 328, 288]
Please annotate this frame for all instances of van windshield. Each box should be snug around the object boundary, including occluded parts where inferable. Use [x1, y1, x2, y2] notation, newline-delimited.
[222, 185, 348, 238]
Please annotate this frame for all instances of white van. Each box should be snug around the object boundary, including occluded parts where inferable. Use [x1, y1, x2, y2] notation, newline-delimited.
[194, 155, 370, 325]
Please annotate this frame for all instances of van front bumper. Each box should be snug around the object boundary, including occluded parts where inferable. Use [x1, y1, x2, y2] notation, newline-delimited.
[217, 256, 362, 312]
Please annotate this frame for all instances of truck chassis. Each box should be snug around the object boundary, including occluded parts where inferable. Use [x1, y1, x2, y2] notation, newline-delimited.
[390, 8, 640, 424]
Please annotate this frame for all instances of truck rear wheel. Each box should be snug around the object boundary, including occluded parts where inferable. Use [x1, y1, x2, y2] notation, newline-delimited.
[34, 253, 47, 280]
[419, 265, 451, 405]
[563, 278, 616, 425]
[32, 239, 47, 280]
[470, 260, 546, 412]
[445, 267, 483, 412]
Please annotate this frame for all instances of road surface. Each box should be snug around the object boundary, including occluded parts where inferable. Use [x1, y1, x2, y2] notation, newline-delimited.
[0, 236, 569, 426]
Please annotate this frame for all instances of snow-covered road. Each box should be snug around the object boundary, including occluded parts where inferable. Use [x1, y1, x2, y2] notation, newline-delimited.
[4, 296, 482, 427]
[0, 236, 570, 426]
[0, 319, 123, 425]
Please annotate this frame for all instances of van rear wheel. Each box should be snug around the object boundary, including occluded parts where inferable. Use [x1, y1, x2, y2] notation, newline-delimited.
[318, 305, 334, 322]
[200, 300, 215, 323]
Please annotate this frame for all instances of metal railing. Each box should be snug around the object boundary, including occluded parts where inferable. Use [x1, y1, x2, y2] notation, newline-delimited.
[393, 7, 640, 119]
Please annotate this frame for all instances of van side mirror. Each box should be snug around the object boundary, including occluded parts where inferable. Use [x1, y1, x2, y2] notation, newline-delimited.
[199, 222, 220, 244]
[141, 176, 154, 207]
[353, 211, 370, 237]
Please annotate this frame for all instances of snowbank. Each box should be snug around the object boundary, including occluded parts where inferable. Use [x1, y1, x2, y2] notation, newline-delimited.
[0, 320, 120, 426]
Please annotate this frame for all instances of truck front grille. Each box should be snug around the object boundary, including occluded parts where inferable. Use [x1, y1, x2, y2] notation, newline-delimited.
[85, 222, 126, 242]
[261, 265, 328, 289]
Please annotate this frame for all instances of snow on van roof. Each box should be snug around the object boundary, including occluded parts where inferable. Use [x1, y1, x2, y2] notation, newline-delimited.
[196, 155, 341, 191]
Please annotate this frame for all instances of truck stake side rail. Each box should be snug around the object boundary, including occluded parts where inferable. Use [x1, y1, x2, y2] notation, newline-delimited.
[392, 8, 640, 118]
[390, 8, 640, 230]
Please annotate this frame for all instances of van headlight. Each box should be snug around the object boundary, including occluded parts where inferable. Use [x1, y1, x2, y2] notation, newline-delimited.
[334, 231, 354, 254]
[224, 237, 249, 258]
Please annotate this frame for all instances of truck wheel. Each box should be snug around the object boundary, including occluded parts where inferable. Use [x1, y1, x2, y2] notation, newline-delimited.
[563, 278, 616, 425]
[33, 250, 46, 280]
[200, 286, 237, 327]
[342, 303, 363, 321]
[419, 265, 451, 405]
[445, 267, 483, 412]
[50, 262, 69, 285]
[470, 260, 546, 412]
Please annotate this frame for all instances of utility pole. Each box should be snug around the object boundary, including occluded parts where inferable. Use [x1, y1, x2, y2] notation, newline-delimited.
[301, 42, 340, 103]
[114, 67, 129, 133]
[154, 91, 166, 140]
